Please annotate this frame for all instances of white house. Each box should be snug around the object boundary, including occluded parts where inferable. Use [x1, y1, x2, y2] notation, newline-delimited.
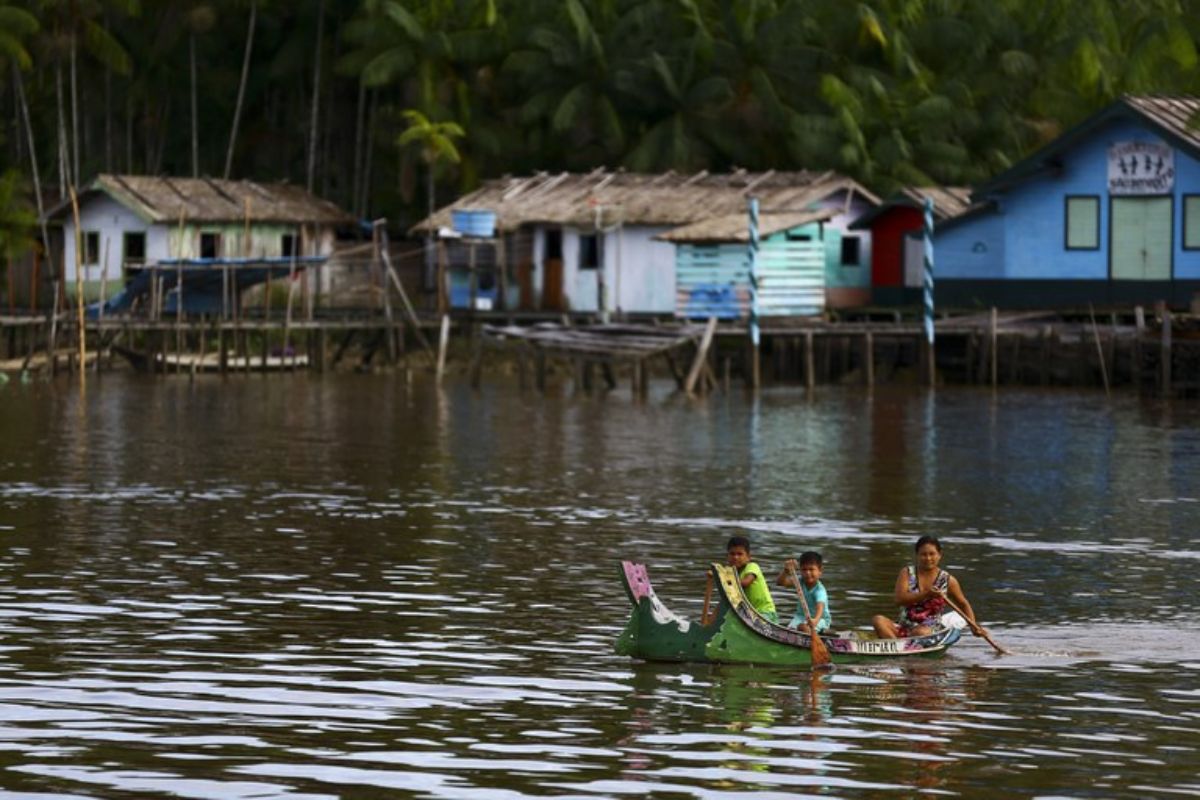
[413, 169, 879, 316]
[46, 174, 355, 301]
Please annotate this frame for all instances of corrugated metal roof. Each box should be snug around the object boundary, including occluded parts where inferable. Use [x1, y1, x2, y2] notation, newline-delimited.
[48, 174, 355, 225]
[411, 169, 878, 234]
[656, 209, 835, 243]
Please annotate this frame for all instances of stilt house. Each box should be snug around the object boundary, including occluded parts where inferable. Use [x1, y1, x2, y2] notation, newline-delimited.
[932, 95, 1200, 308]
[413, 169, 878, 316]
[847, 186, 974, 306]
[45, 174, 355, 307]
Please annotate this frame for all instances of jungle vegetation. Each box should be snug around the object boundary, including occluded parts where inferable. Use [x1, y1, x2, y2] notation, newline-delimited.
[1, 0, 1198, 252]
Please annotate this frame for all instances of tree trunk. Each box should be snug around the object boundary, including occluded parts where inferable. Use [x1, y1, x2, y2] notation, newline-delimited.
[125, 94, 133, 173]
[359, 89, 376, 218]
[306, 0, 325, 192]
[71, 33, 80, 187]
[191, 33, 199, 178]
[351, 79, 366, 215]
[224, 0, 258, 180]
[424, 165, 435, 289]
[15, 68, 51, 263]
[105, 62, 112, 171]
[56, 60, 68, 196]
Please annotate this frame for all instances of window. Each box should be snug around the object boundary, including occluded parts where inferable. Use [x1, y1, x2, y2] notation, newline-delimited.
[786, 232, 812, 241]
[83, 231, 100, 265]
[544, 229, 563, 260]
[1065, 196, 1100, 250]
[281, 233, 298, 258]
[840, 234, 861, 266]
[200, 232, 221, 259]
[1184, 195, 1200, 250]
[123, 232, 146, 264]
[579, 234, 600, 270]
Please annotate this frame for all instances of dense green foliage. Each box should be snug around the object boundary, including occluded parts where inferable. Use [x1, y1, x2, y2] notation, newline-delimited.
[2, 0, 1199, 241]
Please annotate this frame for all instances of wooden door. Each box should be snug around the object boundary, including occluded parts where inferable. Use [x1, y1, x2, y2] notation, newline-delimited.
[541, 258, 564, 310]
[1111, 197, 1172, 280]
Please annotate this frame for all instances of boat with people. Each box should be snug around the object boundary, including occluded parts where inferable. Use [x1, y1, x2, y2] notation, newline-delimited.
[615, 560, 963, 666]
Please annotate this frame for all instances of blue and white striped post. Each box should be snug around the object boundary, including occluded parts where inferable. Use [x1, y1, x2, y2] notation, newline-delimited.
[748, 196, 761, 388]
[922, 196, 936, 385]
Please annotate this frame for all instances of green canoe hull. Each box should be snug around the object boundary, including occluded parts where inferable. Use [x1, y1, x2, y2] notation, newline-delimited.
[616, 561, 961, 666]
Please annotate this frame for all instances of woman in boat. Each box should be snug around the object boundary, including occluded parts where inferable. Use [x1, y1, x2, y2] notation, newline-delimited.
[872, 535, 987, 639]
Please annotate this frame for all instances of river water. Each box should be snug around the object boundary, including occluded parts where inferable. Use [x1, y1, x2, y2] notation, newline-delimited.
[0, 373, 1196, 799]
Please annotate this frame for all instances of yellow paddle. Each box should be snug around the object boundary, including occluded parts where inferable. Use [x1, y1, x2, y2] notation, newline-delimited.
[787, 563, 831, 668]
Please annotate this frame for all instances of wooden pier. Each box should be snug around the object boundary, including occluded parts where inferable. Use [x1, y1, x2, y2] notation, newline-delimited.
[2, 304, 1199, 397]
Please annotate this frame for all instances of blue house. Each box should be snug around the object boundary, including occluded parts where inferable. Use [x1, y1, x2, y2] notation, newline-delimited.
[936, 95, 1200, 308]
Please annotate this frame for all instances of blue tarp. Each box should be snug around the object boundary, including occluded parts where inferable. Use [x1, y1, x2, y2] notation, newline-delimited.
[88, 257, 326, 317]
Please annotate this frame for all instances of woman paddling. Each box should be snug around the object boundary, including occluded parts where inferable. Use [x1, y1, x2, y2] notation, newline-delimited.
[872, 535, 988, 640]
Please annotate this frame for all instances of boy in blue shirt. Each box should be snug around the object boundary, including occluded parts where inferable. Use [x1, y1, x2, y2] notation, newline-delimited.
[775, 551, 831, 633]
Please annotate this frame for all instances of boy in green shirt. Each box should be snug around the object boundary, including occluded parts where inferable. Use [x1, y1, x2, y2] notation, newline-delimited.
[726, 535, 777, 622]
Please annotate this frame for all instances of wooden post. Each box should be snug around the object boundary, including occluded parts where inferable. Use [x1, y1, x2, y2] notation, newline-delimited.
[437, 239, 448, 315]
[804, 331, 815, 391]
[284, 240, 299, 368]
[863, 331, 874, 387]
[990, 307, 998, 388]
[925, 338, 936, 387]
[436, 313, 450, 382]
[1161, 304, 1172, 395]
[68, 187, 86, 387]
[1089, 304, 1110, 396]
[175, 262, 184, 374]
[684, 316, 718, 396]
[218, 324, 227, 374]
[1133, 306, 1145, 391]
[468, 334, 484, 388]
[468, 241, 477, 317]
[496, 234, 507, 313]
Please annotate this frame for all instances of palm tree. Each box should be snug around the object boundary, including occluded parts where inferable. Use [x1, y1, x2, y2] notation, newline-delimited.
[397, 109, 464, 288]
[224, 0, 258, 178]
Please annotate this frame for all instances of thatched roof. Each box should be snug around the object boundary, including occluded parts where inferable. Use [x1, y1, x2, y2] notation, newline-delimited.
[411, 169, 879, 234]
[48, 174, 355, 225]
[849, 186, 974, 229]
[656, 209, 836, 243]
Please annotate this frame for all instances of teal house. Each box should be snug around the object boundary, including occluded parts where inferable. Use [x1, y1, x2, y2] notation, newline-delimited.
[658, 210, 833, 318]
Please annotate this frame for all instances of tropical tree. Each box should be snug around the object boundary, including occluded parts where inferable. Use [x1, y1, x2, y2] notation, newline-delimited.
[397, 108, 463, 285]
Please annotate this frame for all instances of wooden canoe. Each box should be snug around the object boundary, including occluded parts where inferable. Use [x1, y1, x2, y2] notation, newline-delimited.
[615, 560, 962, 666]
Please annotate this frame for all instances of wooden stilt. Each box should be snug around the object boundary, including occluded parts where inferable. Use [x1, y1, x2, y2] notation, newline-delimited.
[1134, 306, 1145, 392]
[684, 316, 717, 396]
[436, 314, 450, 382]
[1161, 305, 1172, 395]
[864, 331, 874, 388]
[990, 308, 998, 388]
[804, 331, 815, 391]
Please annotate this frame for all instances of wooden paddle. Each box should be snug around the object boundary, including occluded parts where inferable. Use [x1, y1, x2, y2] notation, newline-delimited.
[787, 563, 831, 668]
[700, 570, 714, 625]
[941, 594, 1007, 654]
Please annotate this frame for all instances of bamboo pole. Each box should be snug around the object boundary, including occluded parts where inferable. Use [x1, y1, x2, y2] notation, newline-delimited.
[68, 186, 86, 387]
